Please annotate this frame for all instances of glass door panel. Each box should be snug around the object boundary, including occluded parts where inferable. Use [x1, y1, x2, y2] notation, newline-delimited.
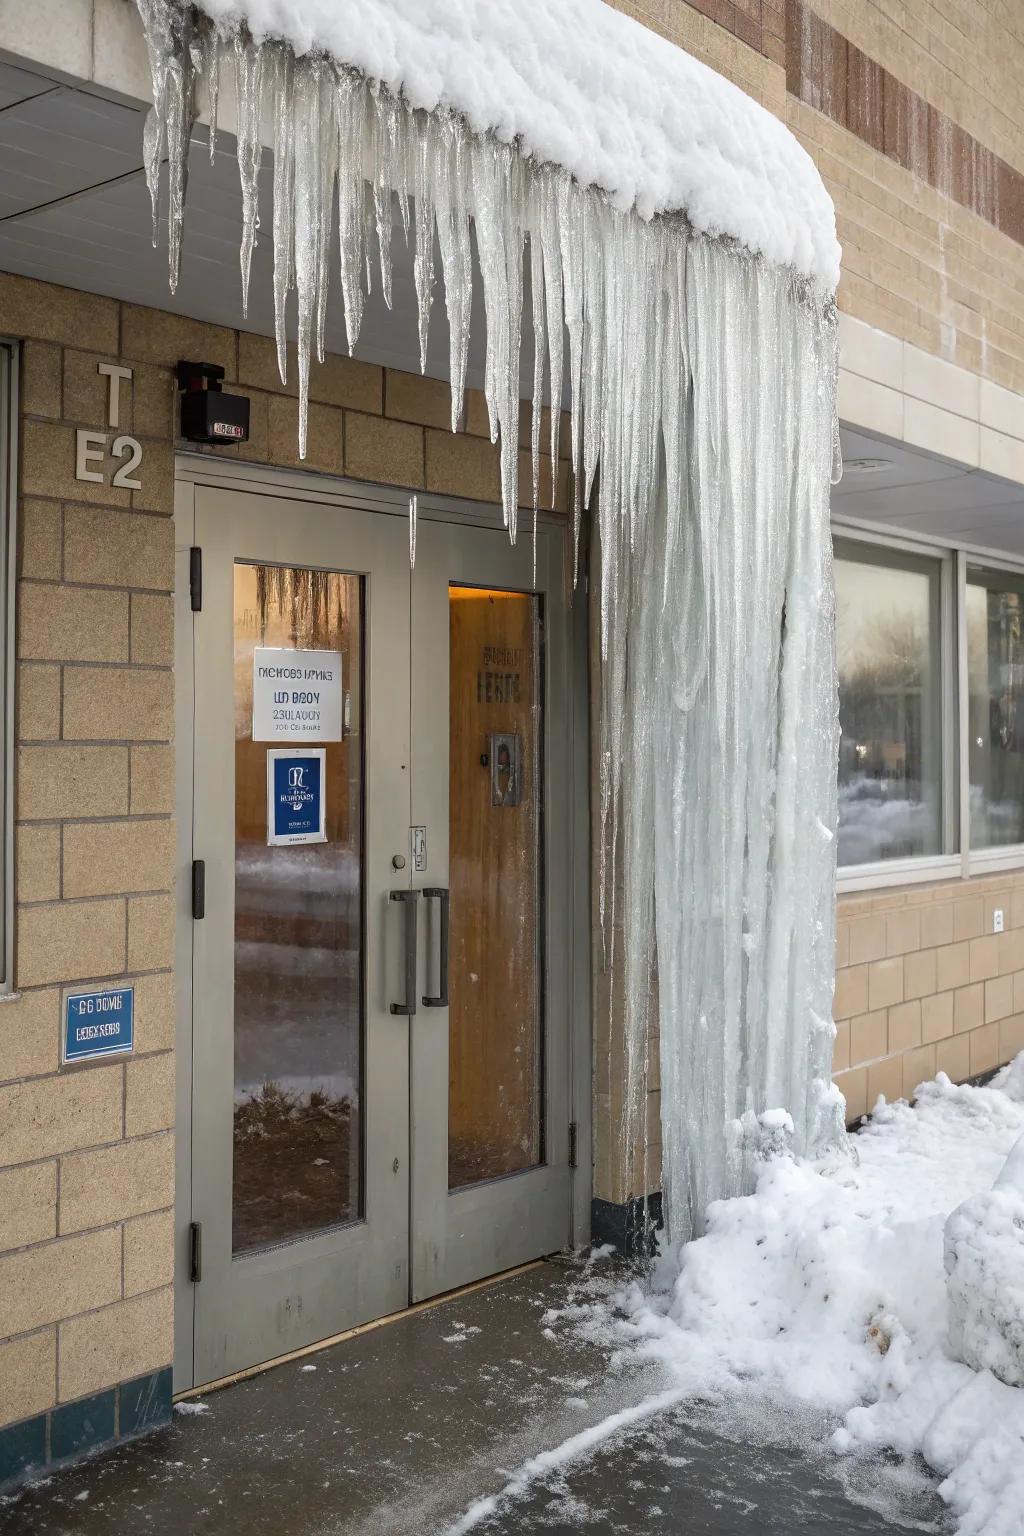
[447, 587, 544, 1189]
[231, 564, 364, 1253]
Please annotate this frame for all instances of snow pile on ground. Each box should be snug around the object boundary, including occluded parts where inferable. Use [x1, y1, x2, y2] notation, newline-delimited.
[550, 1063, 1024, 1535]
[945, 1060, 1024, 1390]
[182, 0, 839, 289]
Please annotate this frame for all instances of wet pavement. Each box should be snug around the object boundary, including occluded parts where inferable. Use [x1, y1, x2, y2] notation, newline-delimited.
[0, 1261, 950, 1536]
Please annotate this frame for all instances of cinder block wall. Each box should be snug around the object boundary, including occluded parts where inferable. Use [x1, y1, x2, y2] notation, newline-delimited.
[0, 269, 570, 1476]
[0, 275, 177, 1448]
[833, 875, 1024, 1119]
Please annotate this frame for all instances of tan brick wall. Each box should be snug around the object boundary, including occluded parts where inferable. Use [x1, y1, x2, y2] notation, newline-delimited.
[0, 269, 571, 1429]
[0, 274, 175, 1428]
[608, 1, 1024, 393]
[833, 872, 1024, 1122]
[594, 866, 1024, 1204]
[806, 1, 1024, 178]
[790, 96, 1024, 392]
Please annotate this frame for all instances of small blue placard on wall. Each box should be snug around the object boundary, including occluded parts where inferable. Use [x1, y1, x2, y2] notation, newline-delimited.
[267, 748, 327, 846]
[63, 987, 134, 1064]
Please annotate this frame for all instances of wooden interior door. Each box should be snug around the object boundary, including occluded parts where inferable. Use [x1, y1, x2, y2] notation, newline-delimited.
[409, 512, 574, 1300]
[447, 586, 542, 1189]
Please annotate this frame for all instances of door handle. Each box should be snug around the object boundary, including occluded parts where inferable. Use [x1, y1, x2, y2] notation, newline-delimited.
[389, 890, 419, 1015]
[422, 887, 449, 1008]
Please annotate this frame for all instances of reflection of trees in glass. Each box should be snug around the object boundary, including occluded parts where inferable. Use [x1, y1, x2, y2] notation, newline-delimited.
[834, 549, 939, 865]
[838, 612, 926, 785]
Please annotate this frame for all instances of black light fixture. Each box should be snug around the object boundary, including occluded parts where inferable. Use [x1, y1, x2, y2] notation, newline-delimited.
[177, 360, 250, 445]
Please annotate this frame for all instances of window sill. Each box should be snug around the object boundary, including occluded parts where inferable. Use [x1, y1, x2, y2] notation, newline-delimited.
[837, 854, 962, 894]
[838, 845, 1024, 894]
[967, 845, 1024, 880]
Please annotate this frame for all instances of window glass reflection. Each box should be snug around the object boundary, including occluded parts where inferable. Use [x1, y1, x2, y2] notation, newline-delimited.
[835, 540, 943, 867]
[967, 567, 1024, 849]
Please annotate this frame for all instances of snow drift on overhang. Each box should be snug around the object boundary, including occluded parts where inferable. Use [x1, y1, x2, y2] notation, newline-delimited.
[189, 0, 840, 292]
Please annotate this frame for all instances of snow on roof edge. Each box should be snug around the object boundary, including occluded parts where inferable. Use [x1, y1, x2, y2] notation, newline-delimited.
[191, 0, 841, 293]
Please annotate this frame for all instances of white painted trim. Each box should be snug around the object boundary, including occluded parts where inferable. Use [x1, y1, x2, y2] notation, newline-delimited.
[833, 517, 1024, 895]
[837, 855, 963, 894]
[832, 512, 1024, 571]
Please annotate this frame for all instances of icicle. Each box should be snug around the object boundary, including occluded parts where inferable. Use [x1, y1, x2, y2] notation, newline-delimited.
[334, 72, 368, 355]
[135, 0, 197, 293]
[434, 112, 473, 432]
[408, 493, 418, 569]
[315, 79, 339, 368]
[234, 32, 265, 317]
[412, 112, 436, 374]
[539, 179, 564, 503]
[372, 88, 403, 311]
[195, 19, 220, 163]
[292, 56, 330, 459]
[271, 46, 296, 386]
[529, 227, 547, 585]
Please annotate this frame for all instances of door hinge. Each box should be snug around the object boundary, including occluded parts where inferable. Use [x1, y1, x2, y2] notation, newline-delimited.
[568, 1121, 579, 1170]
[191, 859, 205, 920]
[189, 546, 202, 611]
[188, 1221, 202, 1283]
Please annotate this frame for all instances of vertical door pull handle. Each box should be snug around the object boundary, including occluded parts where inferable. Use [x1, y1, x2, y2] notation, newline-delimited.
[389, 890, 419, 1015]
[422, 887, 450, 1008]
[192, 859, 205, 920]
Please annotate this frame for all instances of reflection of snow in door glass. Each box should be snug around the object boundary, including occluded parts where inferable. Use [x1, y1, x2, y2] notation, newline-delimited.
[232, 564, 363, 1253]
[448, 586, 544, 1189]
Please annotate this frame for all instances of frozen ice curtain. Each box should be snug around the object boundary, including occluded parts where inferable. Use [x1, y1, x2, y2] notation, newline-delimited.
[136, 0, 845, 1242]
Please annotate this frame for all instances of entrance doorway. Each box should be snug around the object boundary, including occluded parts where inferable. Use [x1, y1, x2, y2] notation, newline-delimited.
[174, 466, 584, 1389]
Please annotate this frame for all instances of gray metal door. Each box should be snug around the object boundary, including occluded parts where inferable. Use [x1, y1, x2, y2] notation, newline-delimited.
[186, 483, 411, 1386]
[181, 476, 573, 1387]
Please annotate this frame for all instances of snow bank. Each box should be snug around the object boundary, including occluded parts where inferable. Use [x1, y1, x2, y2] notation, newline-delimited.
[186, 0, 839, 291]
[945, 1132, 1024, 1388]
[544, 1064, 1024, 1536]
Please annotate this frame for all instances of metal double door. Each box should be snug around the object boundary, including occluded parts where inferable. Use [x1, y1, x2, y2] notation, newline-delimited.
[177, 475, 574, 1389]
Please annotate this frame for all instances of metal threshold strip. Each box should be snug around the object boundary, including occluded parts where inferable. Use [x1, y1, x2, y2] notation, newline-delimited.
[174, 1258, 549, 1401]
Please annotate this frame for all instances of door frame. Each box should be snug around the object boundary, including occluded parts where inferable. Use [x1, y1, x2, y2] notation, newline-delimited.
[172, 453, 591, 1391]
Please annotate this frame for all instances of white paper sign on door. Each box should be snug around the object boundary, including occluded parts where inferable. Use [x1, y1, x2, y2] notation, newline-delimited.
[252, 648, 343, 741]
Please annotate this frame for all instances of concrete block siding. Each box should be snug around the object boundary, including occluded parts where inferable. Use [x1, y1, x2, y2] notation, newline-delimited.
[834, 873, 1024, 1118]
[0, 277, 177, 1457]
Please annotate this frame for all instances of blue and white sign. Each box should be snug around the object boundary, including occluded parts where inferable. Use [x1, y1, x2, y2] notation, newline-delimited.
[63, 987, 134, 1064]
[267, 748, 327, 846]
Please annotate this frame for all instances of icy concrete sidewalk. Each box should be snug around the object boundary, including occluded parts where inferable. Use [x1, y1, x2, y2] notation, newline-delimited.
[0, 1261, 945, 1536]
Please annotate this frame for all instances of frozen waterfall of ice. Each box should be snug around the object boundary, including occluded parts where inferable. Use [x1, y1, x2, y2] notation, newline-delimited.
[135, 0, 845, 1242]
